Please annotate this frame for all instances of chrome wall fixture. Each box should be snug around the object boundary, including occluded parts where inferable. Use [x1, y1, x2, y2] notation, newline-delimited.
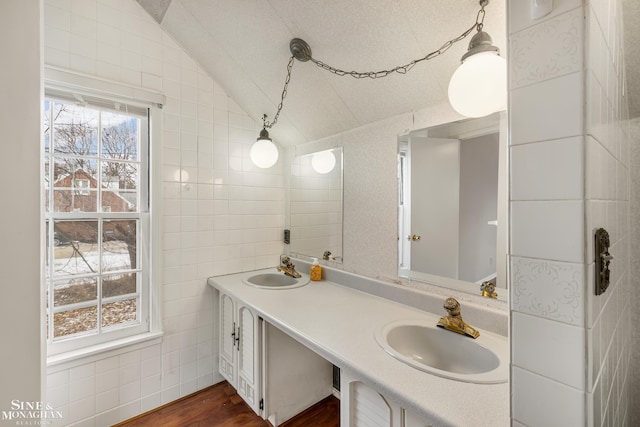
[251, 0, 506, 168]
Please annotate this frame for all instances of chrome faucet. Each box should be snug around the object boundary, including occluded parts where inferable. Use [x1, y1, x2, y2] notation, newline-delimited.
[436, 297, 480, 339]
[277, 256, 301, 278]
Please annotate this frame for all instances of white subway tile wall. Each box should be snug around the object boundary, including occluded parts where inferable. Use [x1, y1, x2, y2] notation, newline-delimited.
[43, 0, 285, 425]
[508, 0, 631, 425]
[585, 0, 632, 425]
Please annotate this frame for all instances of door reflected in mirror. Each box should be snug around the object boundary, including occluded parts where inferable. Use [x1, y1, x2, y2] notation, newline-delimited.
[398, 113, 507, 298]
[289, 147, 343, 262]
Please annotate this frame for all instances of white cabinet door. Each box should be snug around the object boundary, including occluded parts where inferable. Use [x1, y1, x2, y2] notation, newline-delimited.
[218, 292, 262, 415]
[219, 293, 237, 386]
[341, 370, 402, 427]
[341, 370, 436, 427]
[237, 304, 261, 414]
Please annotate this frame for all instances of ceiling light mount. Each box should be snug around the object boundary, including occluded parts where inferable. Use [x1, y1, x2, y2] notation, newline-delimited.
[290, 38, 312, 62]
[461, 30, 500, 61]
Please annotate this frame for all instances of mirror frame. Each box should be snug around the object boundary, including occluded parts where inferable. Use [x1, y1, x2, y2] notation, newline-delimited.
[397, 112, 508, 300]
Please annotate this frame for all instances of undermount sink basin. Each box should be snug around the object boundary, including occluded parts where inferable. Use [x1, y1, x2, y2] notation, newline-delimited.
[242, 272, 310, 290]
[375, 319, 508, 384]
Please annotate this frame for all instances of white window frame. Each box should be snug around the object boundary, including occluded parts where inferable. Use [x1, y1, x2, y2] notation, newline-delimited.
[43, 68, 164, 362]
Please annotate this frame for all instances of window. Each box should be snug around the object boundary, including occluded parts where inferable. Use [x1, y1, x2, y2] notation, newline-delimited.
[43, 90, 151, 355]
[73, 178, 90, 195]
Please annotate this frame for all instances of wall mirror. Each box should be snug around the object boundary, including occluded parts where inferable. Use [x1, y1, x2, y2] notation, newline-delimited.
[289, 147, 344, 262]
[397, 112, 507, 299]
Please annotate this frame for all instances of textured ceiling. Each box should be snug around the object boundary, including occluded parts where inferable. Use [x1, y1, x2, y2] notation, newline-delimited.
[156, 0, 505, 146]
[138, 0, 639, 146]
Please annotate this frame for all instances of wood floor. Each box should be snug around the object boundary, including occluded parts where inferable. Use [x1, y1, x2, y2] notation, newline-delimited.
[115, 381, 340, 427]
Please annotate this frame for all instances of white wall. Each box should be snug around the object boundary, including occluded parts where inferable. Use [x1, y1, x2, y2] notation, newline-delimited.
[584, 0, 631, 424]
[508, 0, 631, 425]
[42, 0, 284, 425]
[629, 116, 640, 426]
[0, 1, 43, 425]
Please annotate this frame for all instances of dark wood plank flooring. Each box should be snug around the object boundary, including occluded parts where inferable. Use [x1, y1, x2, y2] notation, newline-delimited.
[115, 381, 339, 427]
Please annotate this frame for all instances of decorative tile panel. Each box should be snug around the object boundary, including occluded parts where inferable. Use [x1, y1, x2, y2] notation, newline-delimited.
[510, 8, 583, 90]
[511, 256, 584, 326]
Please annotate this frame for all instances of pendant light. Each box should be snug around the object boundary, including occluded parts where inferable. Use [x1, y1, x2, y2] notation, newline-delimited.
[250, 115, 279, 168]
[448, 3, 507, 118]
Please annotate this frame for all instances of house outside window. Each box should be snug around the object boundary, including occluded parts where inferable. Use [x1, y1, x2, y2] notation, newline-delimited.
[43, 89, 152, 356]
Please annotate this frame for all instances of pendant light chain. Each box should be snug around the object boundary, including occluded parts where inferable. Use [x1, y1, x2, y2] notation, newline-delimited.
[263, 0, 489, 128]
[263, 55, 295, 129]
[309, 1, 487, 80]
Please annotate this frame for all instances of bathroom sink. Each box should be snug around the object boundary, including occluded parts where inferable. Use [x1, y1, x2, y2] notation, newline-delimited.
[375, 319, 508, 384]
[242, 273, 310, 290]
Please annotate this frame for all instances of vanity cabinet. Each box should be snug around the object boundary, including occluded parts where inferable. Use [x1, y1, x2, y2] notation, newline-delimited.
[218, 290, 333, 424]
[209, 271, 508, 427]
[219, 292, 262, 414]
[340, 370, 432, 427]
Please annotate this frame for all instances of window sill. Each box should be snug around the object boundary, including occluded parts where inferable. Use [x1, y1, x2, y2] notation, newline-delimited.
[46, 331, 163, 372]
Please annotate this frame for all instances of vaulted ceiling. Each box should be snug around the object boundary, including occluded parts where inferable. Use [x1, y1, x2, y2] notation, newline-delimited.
[137, 0, 640, 146]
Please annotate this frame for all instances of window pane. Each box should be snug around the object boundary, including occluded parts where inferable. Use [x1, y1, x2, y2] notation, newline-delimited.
[54, 306, 97, 338]
[53, 102, 99, 156]
[44, 160, 50, 212]
[52, 159, 98, 213]
[101, 112, 139, 160]
[53, 278, 97, 307]
[102, 298, 137, 328]
[53, 221, 99, 277]
[101, 161, 138, 212]
[103, 220, 137, 271]
[44, 100, 51, 154]
[103, 273, 137, 298]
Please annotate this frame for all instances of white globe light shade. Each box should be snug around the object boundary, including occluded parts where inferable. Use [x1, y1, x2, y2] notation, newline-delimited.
[448, 51, 507, 118]
[250, 138, 279, 168]
[311, 150, 336, 174]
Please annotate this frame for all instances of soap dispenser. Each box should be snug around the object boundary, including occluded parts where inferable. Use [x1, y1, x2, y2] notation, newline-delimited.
[310, 258, 322, 281]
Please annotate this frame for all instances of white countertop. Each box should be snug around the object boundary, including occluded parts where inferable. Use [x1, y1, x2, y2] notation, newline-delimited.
[208, 268, 509, 427]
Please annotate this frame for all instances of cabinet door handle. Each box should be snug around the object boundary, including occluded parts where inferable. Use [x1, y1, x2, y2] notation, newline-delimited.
[231, 322, 236, 348]
[235, 326, 241, 351]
